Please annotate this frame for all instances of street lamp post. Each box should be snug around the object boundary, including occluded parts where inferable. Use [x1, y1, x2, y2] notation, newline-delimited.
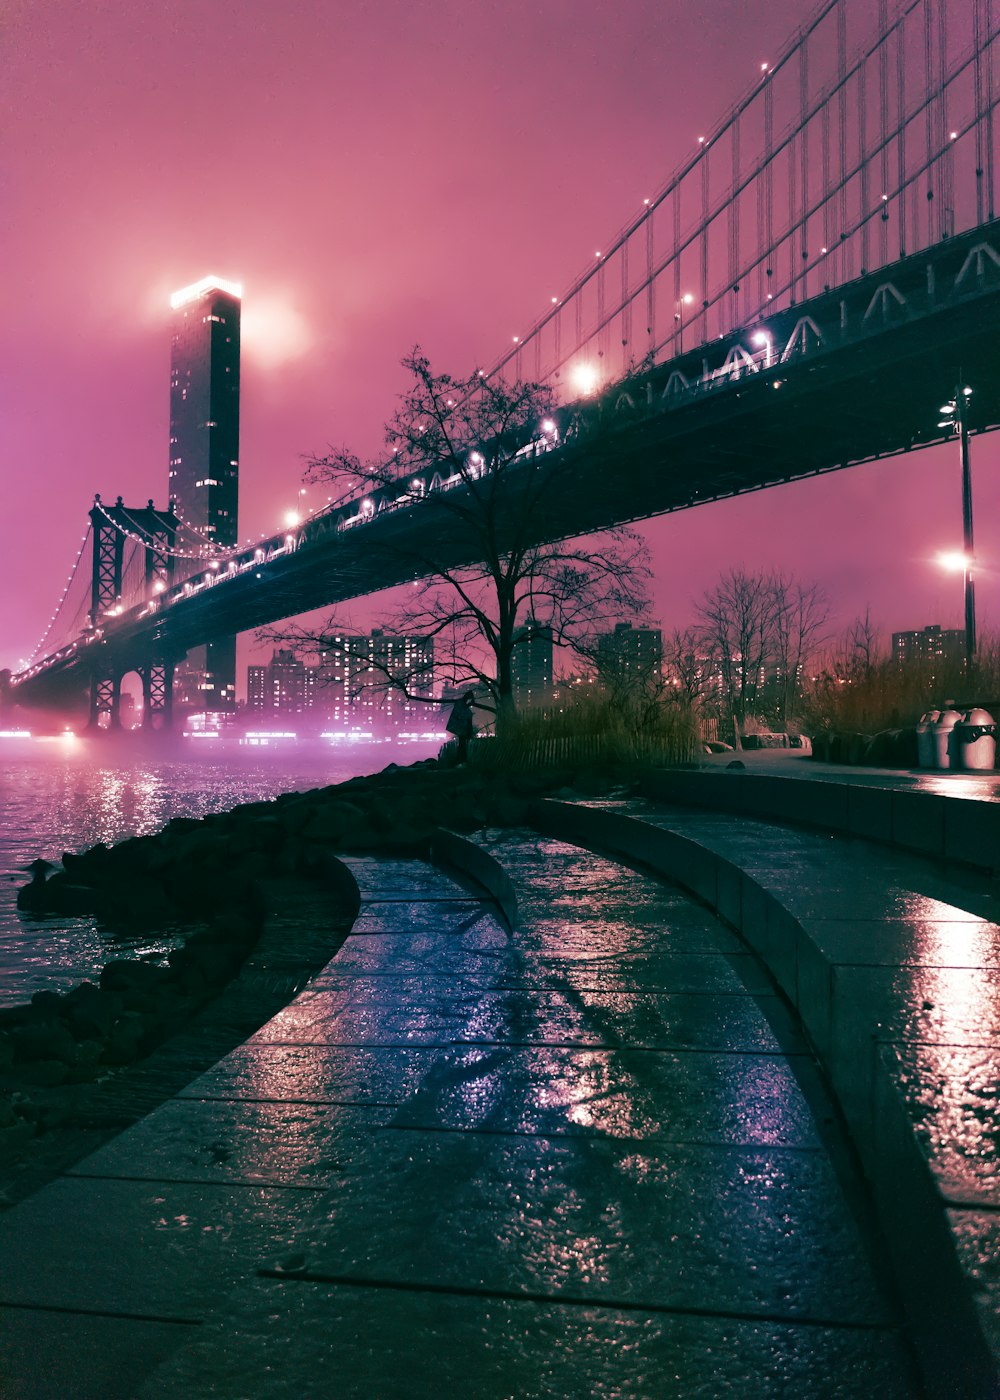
[938, 385, 976, 662]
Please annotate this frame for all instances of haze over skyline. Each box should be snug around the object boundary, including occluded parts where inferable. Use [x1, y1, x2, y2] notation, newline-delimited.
[3, 0, 992, 681]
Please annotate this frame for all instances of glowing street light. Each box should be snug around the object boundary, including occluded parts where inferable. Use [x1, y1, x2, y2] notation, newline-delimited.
[284, 509, 300, 527]
[936, 383, 977, 660]
[937, 550, 970, 574]
[571, 363, 600, 397]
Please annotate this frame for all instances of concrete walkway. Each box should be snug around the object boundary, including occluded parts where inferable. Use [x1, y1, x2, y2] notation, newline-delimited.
[0, 843, 914, 1399]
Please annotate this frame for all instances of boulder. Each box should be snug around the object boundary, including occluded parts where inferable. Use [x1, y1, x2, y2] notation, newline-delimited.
[11, 1019, 78, 1066]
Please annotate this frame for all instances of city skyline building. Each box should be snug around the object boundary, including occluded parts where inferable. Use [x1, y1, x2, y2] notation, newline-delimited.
[168, 274, 242, 711]
[512, 618, 554, 711]
[892, 623, 966, 667]
[246, 648, 317, 715]
[595, 621, 663, 683]
[318, 629, 435, 732]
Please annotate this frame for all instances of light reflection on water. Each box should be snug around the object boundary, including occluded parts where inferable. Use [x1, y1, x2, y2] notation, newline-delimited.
[0, 735, 438, 1007]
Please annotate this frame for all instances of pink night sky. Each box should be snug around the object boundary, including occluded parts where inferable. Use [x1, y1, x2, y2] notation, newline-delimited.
[3, 0, 993, 681]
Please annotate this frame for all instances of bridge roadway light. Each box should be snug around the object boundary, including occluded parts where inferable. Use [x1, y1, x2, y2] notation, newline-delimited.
[753, 330, 773, 368]
[284, 510, 300, 527]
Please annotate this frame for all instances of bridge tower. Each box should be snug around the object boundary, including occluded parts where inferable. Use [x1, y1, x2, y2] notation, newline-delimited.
[87, 495, 180, 730]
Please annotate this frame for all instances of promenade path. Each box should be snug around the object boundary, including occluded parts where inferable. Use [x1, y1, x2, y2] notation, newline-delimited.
[0, 835, 916, 1399]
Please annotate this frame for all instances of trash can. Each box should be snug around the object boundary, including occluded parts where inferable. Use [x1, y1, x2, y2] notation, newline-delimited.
[916, 710, 940, 768]
[956, 707, 997, 771]
[932, 709, 963, 770]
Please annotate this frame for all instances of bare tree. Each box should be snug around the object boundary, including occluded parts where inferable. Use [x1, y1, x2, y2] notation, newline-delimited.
[843, 608, 881, 679]
[771, 575, 830, 725]
[695, 567, 778, 744]
[694, 568, 829, 742]
[265, 350, 650, 734]
[662, 626, 709, 709]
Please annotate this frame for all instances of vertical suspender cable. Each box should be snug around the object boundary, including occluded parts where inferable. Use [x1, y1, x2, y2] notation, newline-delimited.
[672, 184, 682, 351]
[700, 146, 710, 341]
[975, 0, 986, 226]
[597, 260, 606, 362]
[837, 2, 851, 282]
[859, 47, 870, 272]
[987, 0, 996, 220]
[879, 0, 891, 268]
[729, 113, 740, 328]
[924, 0, 936, 244]
[621, 238, 631, 364]
[764, 73, 774, 306]
[897, 12, 909, 255]
[788, 134, 798, 299]
[799, 36, 810, 300]
[938, 0, 952, 237]
[646, 206, 655, 353]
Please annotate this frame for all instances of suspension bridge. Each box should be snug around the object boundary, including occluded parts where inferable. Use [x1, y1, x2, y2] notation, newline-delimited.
[7, 0, 1000, 727]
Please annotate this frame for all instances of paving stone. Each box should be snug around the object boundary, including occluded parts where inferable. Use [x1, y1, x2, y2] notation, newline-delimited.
[887, 1041, 1000, 1206]
[137, 1276, 915, 1400]
[798, 916, 1000, 968]
[349, 899, 487, 933]
[0, 1307, 195, 1400]
[389, 1044, 826, 1148]
[277, 1127, 890, 1326]
[250, 980, 802, 1054]
[69, 1097, 390, 1187]
[178, 1044, 445, 1105]
[0, 1177, 317, 1317]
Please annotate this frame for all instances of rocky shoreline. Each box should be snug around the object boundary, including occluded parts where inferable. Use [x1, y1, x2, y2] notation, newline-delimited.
[0, 757, 609, 1196]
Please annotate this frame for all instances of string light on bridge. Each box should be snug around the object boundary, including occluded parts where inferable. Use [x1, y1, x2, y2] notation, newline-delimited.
[23, 523, 93, 667]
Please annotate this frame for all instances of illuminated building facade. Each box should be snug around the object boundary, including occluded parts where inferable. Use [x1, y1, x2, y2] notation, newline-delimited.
[596, 621, 663, 682]
[168, 275, 242, 710]
[246, 650, 317, 715]
[892, 623, 965, 666]
[318, 630, 435, 732]
[511, 619, 553, 710]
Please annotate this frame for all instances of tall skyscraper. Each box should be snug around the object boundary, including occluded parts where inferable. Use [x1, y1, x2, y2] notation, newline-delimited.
[318, 630, 435, 732]
[168, 274, 242, 710]
[596, 621, 663, 683]
[892, 623, 965, 667]
[246, 650, 318, 716]
[512, 618, 553, 711]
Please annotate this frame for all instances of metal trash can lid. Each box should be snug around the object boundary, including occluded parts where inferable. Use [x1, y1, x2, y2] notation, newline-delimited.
[964, 707, 995, 726]
[933, 709, 963, 730]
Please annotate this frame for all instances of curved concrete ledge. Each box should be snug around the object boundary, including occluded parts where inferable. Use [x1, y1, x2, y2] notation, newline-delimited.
[429, 827, 518, 930]
[309, 847, 362, 923]
[641, 767, 1000, 875]
[532, 797, 998, 1400]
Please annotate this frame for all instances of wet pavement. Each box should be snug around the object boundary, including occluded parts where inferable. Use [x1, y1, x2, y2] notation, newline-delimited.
[0, 839, 918, 1398]
[538, 795, 1000, 1394]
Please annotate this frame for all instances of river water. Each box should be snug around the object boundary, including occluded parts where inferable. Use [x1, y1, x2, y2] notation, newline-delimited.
[0, 733, 440, 1008]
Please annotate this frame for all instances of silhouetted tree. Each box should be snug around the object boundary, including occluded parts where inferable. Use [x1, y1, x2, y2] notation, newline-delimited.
[265, 350, 650, 734]
[695, 567, 829, 742]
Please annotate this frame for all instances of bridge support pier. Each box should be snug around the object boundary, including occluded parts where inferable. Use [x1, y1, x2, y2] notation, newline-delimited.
[140, 661, 174, 730]
[87, 673, 121, 731]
